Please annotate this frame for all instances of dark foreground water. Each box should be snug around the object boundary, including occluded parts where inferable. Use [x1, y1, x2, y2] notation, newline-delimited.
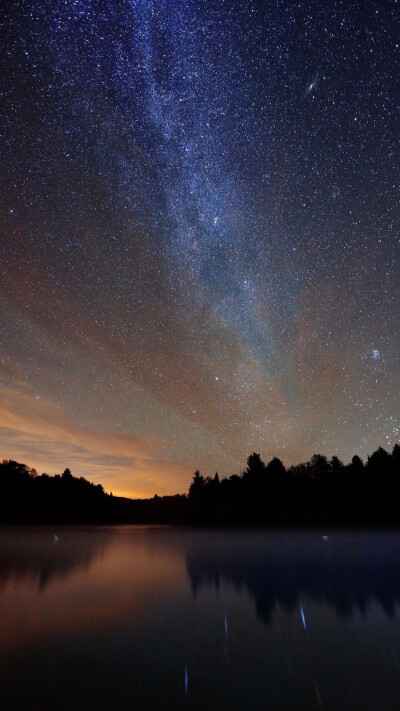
[1, 528, 400, 710]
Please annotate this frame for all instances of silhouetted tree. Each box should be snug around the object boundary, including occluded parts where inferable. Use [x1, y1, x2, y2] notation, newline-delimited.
[392, 444, 400, 468]
[4, 442, 400, 527]
[330, 456, 344, 475]
[243, 453, 266, 484]
[189, 470, 205, 499]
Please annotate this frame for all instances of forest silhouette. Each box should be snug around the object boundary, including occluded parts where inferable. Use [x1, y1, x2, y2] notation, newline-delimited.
[1, 444, 400, 525]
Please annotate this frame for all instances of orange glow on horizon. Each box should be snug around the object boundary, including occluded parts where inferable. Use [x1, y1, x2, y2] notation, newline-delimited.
[0, 385, 193, 498]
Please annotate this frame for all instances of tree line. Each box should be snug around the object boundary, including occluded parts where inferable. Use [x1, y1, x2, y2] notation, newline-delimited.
[2, 443, 400, 525]
[0, 461, 114, 524]
[188, 445, 400, 525]
[0, 459, 187, 524]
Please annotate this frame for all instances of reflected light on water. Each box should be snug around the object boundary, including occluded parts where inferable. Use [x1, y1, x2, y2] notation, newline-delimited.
[0, 528, 185, 654]
[1, 528, 400, 711]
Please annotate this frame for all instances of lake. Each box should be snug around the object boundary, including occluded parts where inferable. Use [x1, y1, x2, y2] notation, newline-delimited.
[1, 527, 400, 710]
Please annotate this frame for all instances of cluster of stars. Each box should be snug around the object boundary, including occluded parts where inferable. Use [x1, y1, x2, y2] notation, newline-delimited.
[0, 0, 399, 495]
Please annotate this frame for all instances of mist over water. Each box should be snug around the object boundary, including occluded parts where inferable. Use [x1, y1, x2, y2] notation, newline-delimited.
[1, 527, 400, 710]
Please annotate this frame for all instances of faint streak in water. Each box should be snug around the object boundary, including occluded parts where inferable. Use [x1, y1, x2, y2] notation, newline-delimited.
[315, 684, 323, 709]
[184, 663, 189, 696]
[224, 614, 228, 638]
[300, 606, 307, 630]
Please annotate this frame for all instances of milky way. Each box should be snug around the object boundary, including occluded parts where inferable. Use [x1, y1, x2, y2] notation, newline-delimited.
[1, 1, 399, 496]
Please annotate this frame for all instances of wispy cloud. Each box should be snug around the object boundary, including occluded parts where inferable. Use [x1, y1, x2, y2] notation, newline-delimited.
[0, 386, 191, 497]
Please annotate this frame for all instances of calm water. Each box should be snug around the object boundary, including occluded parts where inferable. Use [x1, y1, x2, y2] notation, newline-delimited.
[1, 528, 400, 710]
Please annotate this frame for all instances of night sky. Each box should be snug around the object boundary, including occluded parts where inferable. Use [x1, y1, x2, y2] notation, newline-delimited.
[1, 0, 399, 497]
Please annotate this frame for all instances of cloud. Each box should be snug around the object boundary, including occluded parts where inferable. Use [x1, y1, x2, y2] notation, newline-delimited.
[0, 386, 191, 497]
[0, 386, 153, 459]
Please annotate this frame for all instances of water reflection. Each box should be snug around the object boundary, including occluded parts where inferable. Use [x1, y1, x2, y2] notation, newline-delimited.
[0, 526, 184, 656]
[1, 528, 400, 711]
[0, 527, 112, 589]
[182, 531, 400, 622]
[2, 528, 400, 619]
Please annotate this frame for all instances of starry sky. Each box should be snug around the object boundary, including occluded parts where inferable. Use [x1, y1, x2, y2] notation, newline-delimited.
[1, 0, 399, 497]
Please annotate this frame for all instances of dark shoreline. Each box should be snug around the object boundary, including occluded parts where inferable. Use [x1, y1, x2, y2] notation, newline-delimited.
[3, 444, 400, 528]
